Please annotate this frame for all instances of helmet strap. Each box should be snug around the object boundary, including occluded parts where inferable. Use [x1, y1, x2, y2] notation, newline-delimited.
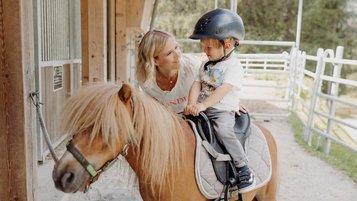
[204, 42, 235, 70]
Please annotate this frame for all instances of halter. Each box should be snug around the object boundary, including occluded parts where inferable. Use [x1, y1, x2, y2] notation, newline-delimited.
[66, 140, 129, 192]
[65, 87, 134, 192]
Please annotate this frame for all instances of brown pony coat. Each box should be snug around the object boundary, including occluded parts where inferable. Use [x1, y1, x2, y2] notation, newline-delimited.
[52, 83, 278, 201]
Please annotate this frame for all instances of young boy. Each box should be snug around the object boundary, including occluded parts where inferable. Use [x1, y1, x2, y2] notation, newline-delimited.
[184, 8, 255, 193]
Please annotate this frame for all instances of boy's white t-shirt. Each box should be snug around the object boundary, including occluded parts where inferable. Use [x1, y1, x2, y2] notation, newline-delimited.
[142, 54, 201, 113]
[196, 54, 244, 112]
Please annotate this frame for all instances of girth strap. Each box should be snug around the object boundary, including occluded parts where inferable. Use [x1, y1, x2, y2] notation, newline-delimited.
[202, 141, 232, 162]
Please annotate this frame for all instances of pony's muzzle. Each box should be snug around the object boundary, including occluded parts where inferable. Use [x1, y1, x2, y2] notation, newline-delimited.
[52, 161, 89, 193]
[53, 169, 75, 192]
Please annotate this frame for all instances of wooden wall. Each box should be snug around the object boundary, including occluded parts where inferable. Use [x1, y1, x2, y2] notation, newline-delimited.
[37, 62, 81, 160]
[35, 0, 82, 160]
[81, 0, 107, 82]
[82, 0, 156, 84]
[0, 0, 37, 200]
[0, 0, 156, 200]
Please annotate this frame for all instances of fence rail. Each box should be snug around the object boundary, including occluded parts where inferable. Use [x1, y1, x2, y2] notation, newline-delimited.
[292, 46, 357, 153]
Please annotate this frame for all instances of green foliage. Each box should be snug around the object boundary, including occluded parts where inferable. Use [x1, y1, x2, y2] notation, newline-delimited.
[152, 0, 356, 59]
[300, 0, 357, 59]
[239, 0, 298, 41]
[238, 0, 299, 53]
[153, 0, 214, 39]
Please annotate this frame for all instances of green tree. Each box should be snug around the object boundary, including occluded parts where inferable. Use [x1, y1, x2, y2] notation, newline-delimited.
[238, 0, 298, 53]
[152, 0, 214, 52]
[152, 0, 356, 59]
[301, 0, 356, 59]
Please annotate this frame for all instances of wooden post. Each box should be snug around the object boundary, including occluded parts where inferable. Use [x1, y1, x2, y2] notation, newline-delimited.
[127, 0, 155, 30]
[108, 0, 116, 82]
[115, 0, 155, 83]
[0, 0, 37, 200]
[81, 0, 107, 83]
[116, 0, 129, 83]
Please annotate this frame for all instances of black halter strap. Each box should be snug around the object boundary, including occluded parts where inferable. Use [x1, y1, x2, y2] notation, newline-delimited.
[66, 141, 98, 177]
[66, 140, 129, 192]
[65, 86, 135, 192]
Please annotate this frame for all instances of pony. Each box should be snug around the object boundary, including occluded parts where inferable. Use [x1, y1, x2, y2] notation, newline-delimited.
[52, 83, 278, 201]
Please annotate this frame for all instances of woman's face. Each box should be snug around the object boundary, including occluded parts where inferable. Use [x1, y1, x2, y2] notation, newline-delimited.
[154, 37, 181, 72]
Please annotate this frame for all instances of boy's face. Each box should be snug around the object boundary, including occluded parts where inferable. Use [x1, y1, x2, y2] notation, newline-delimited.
[200, 38, 224, 61]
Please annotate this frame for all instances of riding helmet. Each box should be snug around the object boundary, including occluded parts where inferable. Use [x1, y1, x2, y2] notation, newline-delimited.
[190, 8, 245, 41]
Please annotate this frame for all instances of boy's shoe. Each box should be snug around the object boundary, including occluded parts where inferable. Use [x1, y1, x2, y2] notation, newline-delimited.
[236, 165, 256, 193]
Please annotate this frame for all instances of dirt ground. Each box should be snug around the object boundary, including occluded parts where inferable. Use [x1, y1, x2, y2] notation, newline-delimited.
[38, 119, 357, 201]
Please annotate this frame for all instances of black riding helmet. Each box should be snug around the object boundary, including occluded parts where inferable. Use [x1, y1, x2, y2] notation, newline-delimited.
[190, 8, 245, 41]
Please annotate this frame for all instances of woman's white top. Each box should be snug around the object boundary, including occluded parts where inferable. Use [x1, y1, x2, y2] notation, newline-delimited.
[142, 54, 201, 113]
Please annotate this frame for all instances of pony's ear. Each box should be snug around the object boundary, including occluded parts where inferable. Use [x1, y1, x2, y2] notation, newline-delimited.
[118, 84, 132, 103]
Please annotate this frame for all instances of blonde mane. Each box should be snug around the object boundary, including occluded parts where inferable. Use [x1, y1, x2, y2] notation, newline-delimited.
[61, 83, 186, 190]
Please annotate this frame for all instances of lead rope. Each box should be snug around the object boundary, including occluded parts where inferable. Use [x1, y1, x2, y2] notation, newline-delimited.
[30, 91, 59, 162]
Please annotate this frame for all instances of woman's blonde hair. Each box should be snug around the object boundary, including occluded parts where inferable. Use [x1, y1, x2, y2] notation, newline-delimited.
[136, 29, 174, 87]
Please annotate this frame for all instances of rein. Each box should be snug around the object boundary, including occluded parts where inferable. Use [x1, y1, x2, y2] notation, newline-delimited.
[66, 140, 129, 192]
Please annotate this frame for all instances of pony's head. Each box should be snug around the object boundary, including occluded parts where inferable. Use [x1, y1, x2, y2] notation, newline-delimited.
[52, 83, 135, 192]
[52, 83, 185, 193]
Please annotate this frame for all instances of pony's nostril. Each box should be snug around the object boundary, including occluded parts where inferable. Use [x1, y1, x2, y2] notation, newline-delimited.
[54, 170, 76, 192]
[61, 171, 75, 190]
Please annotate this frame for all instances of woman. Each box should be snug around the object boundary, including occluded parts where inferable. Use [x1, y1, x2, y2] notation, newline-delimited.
[136, 29, 247, 115]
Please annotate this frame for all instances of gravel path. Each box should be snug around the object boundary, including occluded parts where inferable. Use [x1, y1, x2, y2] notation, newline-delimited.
[39, 119, 357, 201]
[261, 120, 357, 201]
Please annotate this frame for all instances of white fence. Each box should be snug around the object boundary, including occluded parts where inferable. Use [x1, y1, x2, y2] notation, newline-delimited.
[237, 52, 292, 119]
[292, 46, 357, 154]
[180, 39, 357, 154]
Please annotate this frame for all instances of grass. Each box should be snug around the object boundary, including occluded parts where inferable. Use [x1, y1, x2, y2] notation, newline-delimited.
[290, 113, 357, 183]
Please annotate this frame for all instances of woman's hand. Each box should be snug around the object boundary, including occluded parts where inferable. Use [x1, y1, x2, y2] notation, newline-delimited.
[236, 104, 248, 116]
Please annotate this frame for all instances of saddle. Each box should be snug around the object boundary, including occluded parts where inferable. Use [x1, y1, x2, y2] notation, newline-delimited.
[186, 112, 251, 185]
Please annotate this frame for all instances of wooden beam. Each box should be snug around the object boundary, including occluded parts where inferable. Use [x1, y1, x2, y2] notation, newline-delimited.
[116, 0, 129, 83]
[140, 0, 156, 30]
[114, 0, 156, 83]
[81, 0, 107, 83]
[127, 0, 156, 31]
[0, 0, 37, 200]
[108, 0, 116, 82]
[81, 0, 89, 82]
[108, 0, 155, 83]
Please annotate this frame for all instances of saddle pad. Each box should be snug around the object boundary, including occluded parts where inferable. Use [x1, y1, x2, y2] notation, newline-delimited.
[187, 120, 272, 199]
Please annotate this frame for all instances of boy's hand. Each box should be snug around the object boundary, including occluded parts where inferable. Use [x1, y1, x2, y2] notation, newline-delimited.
[184, 104, 194, 116]
[193, 103, 207, 116]
[184, 103, 206, 116]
